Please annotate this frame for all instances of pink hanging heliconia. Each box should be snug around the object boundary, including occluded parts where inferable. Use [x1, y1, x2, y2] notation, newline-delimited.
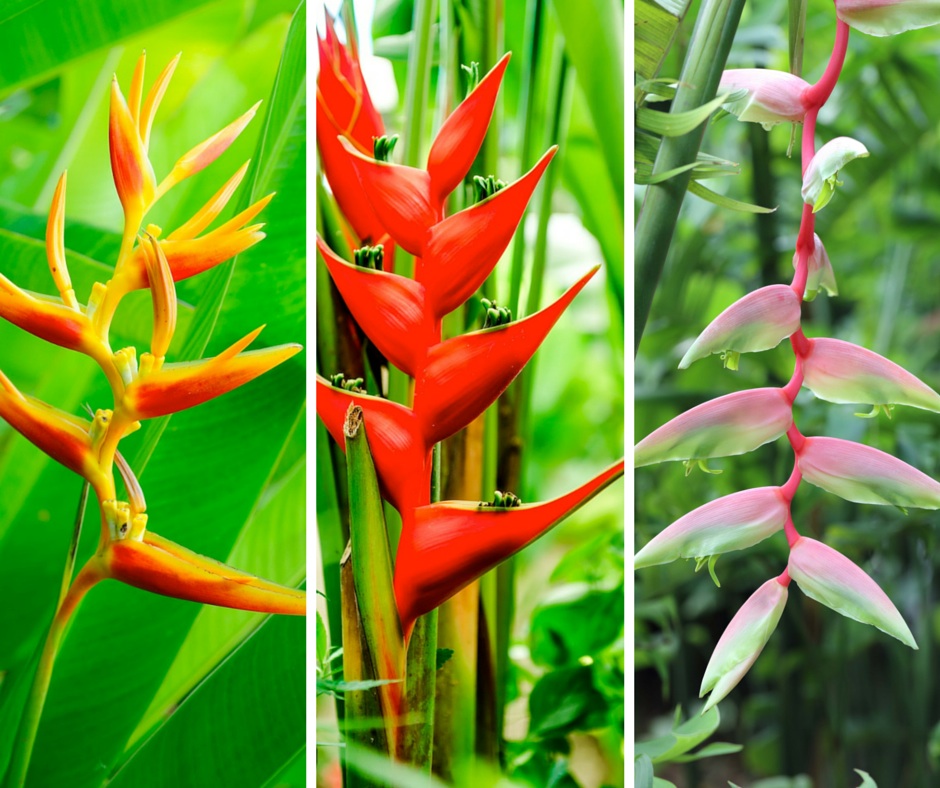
[635, 5, 940, 710]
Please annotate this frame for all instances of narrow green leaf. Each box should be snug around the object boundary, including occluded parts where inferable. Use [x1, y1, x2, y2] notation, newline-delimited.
[688, 180, 776, 213]
[636, 92, 735, 137]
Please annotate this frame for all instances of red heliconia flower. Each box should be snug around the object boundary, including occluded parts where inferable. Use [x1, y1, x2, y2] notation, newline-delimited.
[316, 376, 430, 514]
[105, 529, 305, 615]
[394, 460, 624, 638]
[316, 15, 395, 270]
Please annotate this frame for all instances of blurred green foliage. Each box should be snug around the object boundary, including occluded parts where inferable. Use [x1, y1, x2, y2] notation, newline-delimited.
[636, 1, 940, 786]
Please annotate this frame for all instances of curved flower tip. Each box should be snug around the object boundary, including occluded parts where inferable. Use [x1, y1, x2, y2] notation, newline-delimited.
[802, 337, 940, 413]
[797, 435, 940, 509]
[339, 136, 436, 256]
[678, 285, 802, 370]
[835, 0, 940, 36]
[316, 375, 428, 513]
[634, 388, 793, 468]
[395, 460, 624, 632]
[421, 147, 558, 318]
[719, 69, 810, 129]
[46, 171, 80, 309]
[106, 530, 305, 615]
[124, 329, 302, 419]
[109, 75, 157, 221]
[317, 236, 429, 376]
[158, 102, 262, 198]
[123, 194, 271, 292]
[635, 487, 788, 569]
[794, 233, 837, 301]
[418, 266, 597, 445]
[700, 577, 788, 712]
[426, 53, 511, 210]
[0, 273, 103, 359]
[0, 369, 103, 488]
[789, 537, 916, 648]
[802, 137, 869, 213]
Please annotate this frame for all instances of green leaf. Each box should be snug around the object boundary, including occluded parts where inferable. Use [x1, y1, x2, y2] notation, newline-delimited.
[634, 754, 654, 788]
[527, 665, 607, 738]
[0, 0, 219, 95]
[529, 583, 624, 668]
[671, 741, 744, 762]
[634, 706, 721, 764]
[317, 610, 329, 668]
[107, 611, 305, 788]
[855, 769, 878, 788]
[636, 92, 736, 137]
[688, 180, 776, 213]
[635, 0, 693, 81]
[436, 648, 454, 670]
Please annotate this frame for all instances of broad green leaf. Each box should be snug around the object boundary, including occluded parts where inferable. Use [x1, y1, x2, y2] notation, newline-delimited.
[0, 0, 220, 95]
[262, 746, 305, 788]
[635, 0, 692, 80]
[107, 610, 305, 788]
[635, 754, 654, 788]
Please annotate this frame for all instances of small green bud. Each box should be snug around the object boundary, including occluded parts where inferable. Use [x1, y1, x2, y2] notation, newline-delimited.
[373, 134, 399, 162]
[460, 61, 481, 95]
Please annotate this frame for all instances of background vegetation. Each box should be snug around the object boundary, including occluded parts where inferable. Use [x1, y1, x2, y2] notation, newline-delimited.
[0, 1, 305, 785]
[636, 1, 940, 785]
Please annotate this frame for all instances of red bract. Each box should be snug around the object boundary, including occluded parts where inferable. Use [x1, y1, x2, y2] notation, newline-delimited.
[316, 15, 393, 269]
[394, 460, 625, 636]
[316, 43, 623, 633]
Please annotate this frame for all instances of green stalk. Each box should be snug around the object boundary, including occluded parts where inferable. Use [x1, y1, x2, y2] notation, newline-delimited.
[508, 0, 545, 315]
[345, 406, 405, 755]
[634, 0, 746, 354]
[434, 418, 486, 778]
[403, 0, 435, 170]
[492, 39, 572, 752]
[340, 546, 389, 787]
[4, 563, 98, 788]
[399, 445, 441, 770]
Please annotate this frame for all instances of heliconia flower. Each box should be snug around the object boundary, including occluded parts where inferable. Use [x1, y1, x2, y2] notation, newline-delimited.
[794, 233, 837, 301]
[167, 161, 252, 240]
[718, 69, 811, 129]
[425, 53, 511, 211]
[802, 337, 940, 412]
[316, 236, 431, 376]
[316, 15, 392, 266]
[120, 193, 272, 291]
[678, 285, 802, 370]
[788, 536, 916, 648]
[110, 75, 157, 223]
[0, 273, 99, 358]
[156, 101, 262, 199]
[316, 376, 429, 513]
[797, 435, 940, 508]
[635, 487, 789, 568]
[801, 137, 869, 213]
[419, 148, 557, 317]
[416, 267, 598, 445]
[835, 0, 940, 37]
[137, 52, 180, 150]
[105, 529, 305, 614]
[122, 327, 302, 419]
[394, 460, 624, 637]
[699, 577, 788, 712]
[46, 172, 79, 309]
[635, 388, 793, 467]
[0, 369, 105, 491]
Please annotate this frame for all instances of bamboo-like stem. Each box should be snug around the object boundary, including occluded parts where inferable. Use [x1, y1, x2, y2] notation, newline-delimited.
[399, 444, 441, 770]
[4, 560, 100, 788]
[634, 0, 746, 354]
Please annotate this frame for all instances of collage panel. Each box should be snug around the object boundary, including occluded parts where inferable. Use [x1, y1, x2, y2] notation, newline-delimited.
[636, 1, 940, 786]
[314, 0, 625, 786]
[0, 2, 306, 785]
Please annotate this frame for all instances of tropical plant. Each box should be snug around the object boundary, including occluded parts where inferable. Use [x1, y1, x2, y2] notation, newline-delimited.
[636, 0, 940, 784]
[316, 2, 624, 786]
[0, 2, 306, 785]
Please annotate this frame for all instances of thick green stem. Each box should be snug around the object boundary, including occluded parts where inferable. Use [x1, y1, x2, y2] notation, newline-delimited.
[4, 562, 100, 788]
[634, 0, 746, 354]
[403, 0, 435, 170]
